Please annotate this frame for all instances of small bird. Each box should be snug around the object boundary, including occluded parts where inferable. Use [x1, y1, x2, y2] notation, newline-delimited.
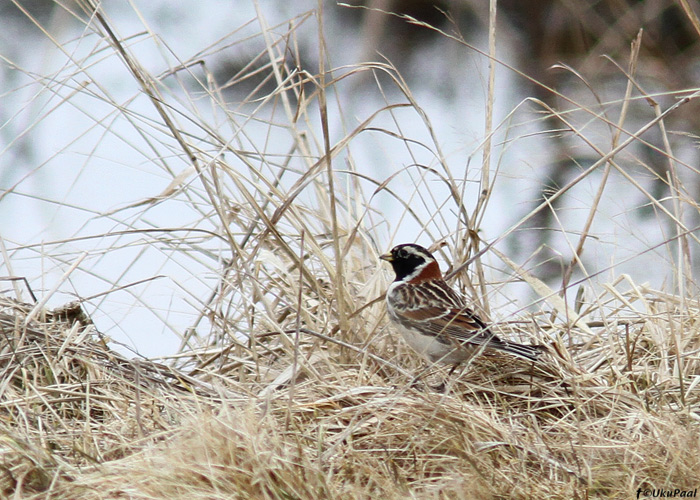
[380, 243, 544, 368]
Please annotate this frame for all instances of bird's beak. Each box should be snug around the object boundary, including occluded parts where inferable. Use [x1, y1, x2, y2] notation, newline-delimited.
[379, 252, 393, 262]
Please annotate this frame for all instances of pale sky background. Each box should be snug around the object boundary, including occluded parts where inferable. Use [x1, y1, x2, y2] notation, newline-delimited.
[2, 1, 692, 358]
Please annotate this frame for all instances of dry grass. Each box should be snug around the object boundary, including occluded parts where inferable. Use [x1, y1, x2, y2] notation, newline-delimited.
[2, 285, 700, 499]
[2, 1, 700, 499]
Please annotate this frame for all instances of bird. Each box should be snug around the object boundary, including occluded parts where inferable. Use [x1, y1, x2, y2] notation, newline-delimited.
[380, 243, 544, 369]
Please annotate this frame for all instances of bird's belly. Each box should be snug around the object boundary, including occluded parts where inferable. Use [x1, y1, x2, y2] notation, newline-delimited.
[396, 326, 468, 364]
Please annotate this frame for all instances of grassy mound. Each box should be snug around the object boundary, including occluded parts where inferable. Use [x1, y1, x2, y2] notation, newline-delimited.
[2, 280, 699, 498]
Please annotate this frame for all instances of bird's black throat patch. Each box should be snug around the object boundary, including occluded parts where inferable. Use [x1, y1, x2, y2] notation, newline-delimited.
[388, 245, 431, 282]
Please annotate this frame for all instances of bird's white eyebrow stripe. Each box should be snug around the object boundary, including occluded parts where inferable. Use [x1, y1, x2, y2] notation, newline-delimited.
[403, 245, 427, 257]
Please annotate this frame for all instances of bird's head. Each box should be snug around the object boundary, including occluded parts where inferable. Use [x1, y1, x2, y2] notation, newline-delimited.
[380, 243, 442, 283]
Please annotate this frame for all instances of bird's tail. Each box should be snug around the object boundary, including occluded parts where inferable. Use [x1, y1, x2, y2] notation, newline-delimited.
[496, 341, 546, 362]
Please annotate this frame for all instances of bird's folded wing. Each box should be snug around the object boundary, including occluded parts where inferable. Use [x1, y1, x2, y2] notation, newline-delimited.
[397, 306, 495, 346]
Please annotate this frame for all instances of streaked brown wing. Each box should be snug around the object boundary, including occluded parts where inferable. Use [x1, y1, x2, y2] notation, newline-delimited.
[388, 278, 502, 347]
[399, 305, 496, 347]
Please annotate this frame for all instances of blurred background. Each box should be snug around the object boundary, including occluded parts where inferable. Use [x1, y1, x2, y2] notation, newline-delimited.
[2, 0, 699, 358]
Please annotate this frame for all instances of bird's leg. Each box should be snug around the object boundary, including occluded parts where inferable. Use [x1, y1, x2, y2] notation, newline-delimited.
[425, 364, 458, 393]
[429, 364, 459, 393]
